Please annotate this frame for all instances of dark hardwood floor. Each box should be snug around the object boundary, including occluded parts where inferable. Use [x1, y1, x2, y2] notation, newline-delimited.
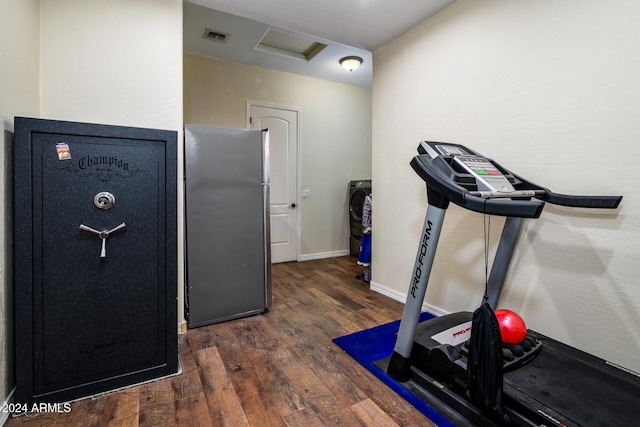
[7, 257, 435, 426]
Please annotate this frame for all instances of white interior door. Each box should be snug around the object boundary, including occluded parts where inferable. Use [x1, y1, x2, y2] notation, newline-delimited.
[249, 103, 299, 263]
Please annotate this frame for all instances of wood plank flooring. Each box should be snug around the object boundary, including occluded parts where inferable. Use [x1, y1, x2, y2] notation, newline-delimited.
[6, 257, 436, 426]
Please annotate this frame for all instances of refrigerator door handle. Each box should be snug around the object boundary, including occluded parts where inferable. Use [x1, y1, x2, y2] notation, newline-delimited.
[263, 183, 272, 307]
[262, 130, 270, 184]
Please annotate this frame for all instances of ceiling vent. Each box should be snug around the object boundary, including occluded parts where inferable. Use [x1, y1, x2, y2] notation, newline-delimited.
[202, 28, 230, 44]
[256, 29, 327, 62]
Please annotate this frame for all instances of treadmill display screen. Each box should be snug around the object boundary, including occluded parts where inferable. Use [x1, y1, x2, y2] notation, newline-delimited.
[436, 144, 468, 156]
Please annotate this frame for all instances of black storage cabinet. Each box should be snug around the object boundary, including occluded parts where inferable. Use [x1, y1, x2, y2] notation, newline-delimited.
[13, 117, 178, 405]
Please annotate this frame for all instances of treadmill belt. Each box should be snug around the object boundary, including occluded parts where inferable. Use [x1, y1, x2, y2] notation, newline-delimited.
[504, 332, 640, 426]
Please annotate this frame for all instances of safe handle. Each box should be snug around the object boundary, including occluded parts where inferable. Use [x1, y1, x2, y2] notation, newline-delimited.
[79, 222, 126, 258]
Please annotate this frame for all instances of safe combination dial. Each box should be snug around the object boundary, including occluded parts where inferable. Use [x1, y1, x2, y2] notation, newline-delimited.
[94, 191, 116, 210]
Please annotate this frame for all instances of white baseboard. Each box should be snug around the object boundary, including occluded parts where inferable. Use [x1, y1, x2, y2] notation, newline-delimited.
[369, 280, 448, 317]
[299, 250, 350, 262]
[1, 388, 15, 426]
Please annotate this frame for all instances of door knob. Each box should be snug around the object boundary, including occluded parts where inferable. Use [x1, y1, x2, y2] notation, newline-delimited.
[289, 203, 297, 208]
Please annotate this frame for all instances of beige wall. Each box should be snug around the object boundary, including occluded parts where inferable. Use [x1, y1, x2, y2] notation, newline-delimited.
[372, 0, 640, 373]
[184, 53, 372, 259]
[39, 0, 183, 130]
[0, 0, 40, 410]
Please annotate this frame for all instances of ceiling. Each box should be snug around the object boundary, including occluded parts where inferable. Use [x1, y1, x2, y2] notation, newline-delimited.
[183, 0, 456, 88]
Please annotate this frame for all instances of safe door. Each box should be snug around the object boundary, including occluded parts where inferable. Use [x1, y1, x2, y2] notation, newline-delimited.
[13, 117, 178, 405]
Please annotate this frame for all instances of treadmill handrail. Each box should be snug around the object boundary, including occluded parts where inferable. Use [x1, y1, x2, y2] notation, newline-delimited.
[410, 155, 545, 218]
[508, 172, 623, 209]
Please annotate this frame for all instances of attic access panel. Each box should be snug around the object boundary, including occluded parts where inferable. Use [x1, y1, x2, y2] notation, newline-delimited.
[256, 28, 327, 61]
[13, 117, 178, 406]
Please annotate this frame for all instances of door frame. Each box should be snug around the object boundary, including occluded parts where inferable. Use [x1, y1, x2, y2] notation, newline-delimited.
[247, 100, 301, 262]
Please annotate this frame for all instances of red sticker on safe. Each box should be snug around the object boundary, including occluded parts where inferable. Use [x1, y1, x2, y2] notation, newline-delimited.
[55, 142, 71, 160]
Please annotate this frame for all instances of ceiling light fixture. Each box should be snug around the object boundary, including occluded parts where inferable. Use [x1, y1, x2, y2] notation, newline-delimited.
[340, 56, 363, 72]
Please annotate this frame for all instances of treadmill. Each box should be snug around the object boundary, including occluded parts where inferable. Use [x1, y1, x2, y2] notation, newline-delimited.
[381, 141, 638, 426]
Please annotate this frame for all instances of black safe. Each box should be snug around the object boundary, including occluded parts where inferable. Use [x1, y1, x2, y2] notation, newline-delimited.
[13, 117, 178, 405]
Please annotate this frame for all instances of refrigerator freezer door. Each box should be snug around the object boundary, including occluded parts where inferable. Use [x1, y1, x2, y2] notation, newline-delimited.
[184, 125, 271, 327]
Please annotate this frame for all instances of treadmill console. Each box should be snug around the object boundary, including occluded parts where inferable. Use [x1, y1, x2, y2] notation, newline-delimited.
[412, 140, 621, 216]
[419, 141, 516, 194]
[453, 155, 515, 193]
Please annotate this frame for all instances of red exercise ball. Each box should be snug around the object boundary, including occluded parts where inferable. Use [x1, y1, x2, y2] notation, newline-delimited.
[494, 309, 527, 344]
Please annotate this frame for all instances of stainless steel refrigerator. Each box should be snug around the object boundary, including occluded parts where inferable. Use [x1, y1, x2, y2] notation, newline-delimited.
[184, 124, 271, 328]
